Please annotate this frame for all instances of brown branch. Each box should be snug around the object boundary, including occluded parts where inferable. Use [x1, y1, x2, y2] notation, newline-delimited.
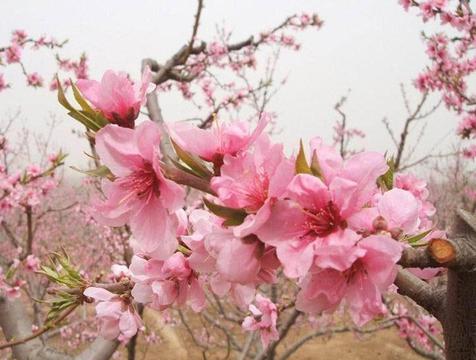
[401, 209, 476, 272]
[0, 304, 78, 350]
[0, 296, 70, 359]
[1, 220, 19, 248]
[23, 205, 33, 259]
[394, 269, 446, 321]
[188, 0, 204, 54]
[394, 92, 428, 170]
[254, 309, 301, 360]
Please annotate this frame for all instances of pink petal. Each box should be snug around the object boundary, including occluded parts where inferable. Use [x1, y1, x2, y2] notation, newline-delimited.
[84, 287, 115, 301]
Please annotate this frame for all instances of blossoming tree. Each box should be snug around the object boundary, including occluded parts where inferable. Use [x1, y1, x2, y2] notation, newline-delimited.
[1, 1, 476, 360]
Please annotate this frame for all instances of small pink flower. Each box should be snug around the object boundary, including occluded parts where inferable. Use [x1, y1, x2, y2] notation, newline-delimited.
[399, 0, 412, 11]
[242, 294, 279, 348]
[26, 164, 42, 177]
[25, 255, 40, 272]
[6, 43, 22, 64]
[111, 264, 132, 280]
[168, 113, 269, 171]
[84, 287, 142, 342]
[130, 253, 206, 312]
[11, 30, 28, 44]
[76, 68, 155, 128]
[26, 72, 43, 88]
[0, 74, 10, 92]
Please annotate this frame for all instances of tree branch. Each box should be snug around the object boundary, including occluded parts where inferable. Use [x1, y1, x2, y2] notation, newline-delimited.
[394, 269, 445, 321]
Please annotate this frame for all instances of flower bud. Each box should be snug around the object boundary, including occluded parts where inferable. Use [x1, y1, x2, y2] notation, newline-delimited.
[372, 216, 388, 232]
[390, 227, 403, 240]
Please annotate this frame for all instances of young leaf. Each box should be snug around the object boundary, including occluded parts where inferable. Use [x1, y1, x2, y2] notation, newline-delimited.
[70, 165, 115, 180]
[203, 198, 247, 226]
[404, 228, 433, 244]
[71, 82, 95, 114]
[56, 77, 75, 112]
[310, 151, 323, 179]
[172, 140, 213, 179]
[378, 157, 395, 190]
[295, 139, 312, 174]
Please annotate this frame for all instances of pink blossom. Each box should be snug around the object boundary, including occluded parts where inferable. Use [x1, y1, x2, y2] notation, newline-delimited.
[76, 68, 155, 128]
[457, 114, 476, 138]
[256, 142, 388, 278]
[11, 30, 28, 44]
[420, 2, 436, 21]
[111, 264, 132, 280]
[24, 255, 40, 272]
[129, 253, 206, 312]
[26, 72, 44, 88]
[242, 294, 279, 348]
[395, 173, 435, 227]
[6, 43, 22, 64]
[399, 0, 412, 11]
[168, 114, 269, 171]
[0, 74, 9, 92]
[5, 279, 25, 299]
[26, 164, 42, 177]
[210, 135, 294, 237]
[296, 234, 402, 326]
[93, 122, 185, 259]
[84, 287, 142, 342]
[430, 0, 447, 9]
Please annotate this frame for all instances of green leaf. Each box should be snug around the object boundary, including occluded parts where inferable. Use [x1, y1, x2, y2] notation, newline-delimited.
[67, 110, 101, 132]
[310, 151, 323, 178]
[5, 265, 17, 280]
[295, 140, 312, 174]
[71, 82, 95, 114]
[405, 228, 433, 244]
[172, 140, 213, 179]
[169, 157, 203, 178]
[378, 157, 395, 190]
[70, 165, 114, 180]
[203, 198, 247, 226]
[56, 77, 75, 112]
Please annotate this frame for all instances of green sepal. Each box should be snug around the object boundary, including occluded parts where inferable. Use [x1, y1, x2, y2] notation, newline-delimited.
[203, 198, 247, 226]
[295, 139, 312, 175]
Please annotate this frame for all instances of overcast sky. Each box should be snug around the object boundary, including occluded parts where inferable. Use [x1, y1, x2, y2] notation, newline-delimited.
[0, 0, 458, 170]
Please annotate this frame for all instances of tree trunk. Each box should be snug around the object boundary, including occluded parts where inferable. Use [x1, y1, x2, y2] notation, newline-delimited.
[443, 269, 476, 360]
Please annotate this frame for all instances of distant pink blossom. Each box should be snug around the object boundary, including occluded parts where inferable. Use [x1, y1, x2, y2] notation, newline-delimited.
[242, 294, 279, 348]
[11, 30, 28, 44]
[6, 43, 22, 64]
[0, 74, 9, 92]
[26, 72, 44, 88]
[25, 255, 40, 272]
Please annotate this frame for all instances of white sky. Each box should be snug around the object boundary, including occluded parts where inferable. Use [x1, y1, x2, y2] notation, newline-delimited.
[0, 0, 459, 171]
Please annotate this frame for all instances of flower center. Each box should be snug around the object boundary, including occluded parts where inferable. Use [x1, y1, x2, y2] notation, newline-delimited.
[243, 171, 269, 212]
[303, 201, 346, 237]
[343, 259, 366, 285]
[120, 161, 160, 200]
